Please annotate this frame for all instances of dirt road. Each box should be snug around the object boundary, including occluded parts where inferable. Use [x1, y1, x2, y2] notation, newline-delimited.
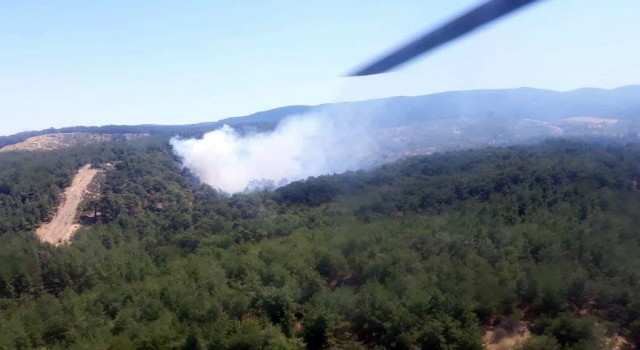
[36, 164, 100, 245]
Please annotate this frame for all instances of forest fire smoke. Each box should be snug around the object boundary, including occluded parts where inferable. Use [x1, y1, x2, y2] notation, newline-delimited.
[170, 108, 377, 193]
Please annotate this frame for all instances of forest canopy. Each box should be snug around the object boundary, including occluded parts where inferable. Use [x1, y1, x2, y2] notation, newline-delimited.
[0, 137, 639, 349]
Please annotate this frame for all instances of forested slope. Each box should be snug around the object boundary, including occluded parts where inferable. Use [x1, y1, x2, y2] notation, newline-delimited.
[0, 138, 639, 349]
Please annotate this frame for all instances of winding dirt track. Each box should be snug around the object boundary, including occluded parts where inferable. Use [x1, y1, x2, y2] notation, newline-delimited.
[36, 165, 99, 245]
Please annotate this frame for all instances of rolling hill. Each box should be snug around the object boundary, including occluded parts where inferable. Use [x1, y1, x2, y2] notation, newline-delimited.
[2, 85, 640, 152]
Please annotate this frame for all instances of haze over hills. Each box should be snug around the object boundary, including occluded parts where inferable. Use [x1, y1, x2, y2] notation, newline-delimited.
[221, 85, 640, 128]
[5, 85, 640, 137]
[3, 85, 639, 159]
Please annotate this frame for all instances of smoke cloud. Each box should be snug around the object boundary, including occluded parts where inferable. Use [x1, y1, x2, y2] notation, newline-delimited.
[170, 107, 379, 193]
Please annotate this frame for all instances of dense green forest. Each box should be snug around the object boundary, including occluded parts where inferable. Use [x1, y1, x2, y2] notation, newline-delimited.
[0, 138, 640, 349]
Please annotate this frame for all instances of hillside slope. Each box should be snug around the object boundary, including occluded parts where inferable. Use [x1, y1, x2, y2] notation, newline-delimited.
[0, 132, 148, 152]
[3, 86, 640, 150]
[0, 138, 639, 348]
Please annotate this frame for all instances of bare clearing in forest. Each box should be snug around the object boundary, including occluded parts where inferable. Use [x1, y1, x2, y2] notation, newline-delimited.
[483, 321, 632, 350]
[36, 165, 101, 245]
[605, 335, 632, 350]
[483, 321, 530, 350]
[0, 132, 148, 152]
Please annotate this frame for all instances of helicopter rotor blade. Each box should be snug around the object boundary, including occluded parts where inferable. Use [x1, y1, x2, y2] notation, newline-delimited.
[348, 0, 543, 77]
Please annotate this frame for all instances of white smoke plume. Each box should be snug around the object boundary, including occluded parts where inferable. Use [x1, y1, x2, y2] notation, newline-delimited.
[170, 107, 379, 193]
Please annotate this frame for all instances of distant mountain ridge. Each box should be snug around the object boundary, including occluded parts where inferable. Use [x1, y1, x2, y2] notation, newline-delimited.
[2, 85, 639, 149]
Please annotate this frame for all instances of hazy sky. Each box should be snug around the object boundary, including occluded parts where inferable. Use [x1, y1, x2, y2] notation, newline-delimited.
[1, 0, 639, 135]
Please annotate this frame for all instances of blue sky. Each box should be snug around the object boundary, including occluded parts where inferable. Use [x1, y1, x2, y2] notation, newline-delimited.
[1, 0, 639, 135]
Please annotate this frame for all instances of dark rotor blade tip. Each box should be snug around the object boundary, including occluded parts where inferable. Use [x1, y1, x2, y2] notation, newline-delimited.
[348, 0, 543, 77]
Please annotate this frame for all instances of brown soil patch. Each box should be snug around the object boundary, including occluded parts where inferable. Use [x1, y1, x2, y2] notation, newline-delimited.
[0, 132, 148, 152]
[605, 334, 633, 350]
[36, 165, 102, 245]
[484, 321, 530, 350]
